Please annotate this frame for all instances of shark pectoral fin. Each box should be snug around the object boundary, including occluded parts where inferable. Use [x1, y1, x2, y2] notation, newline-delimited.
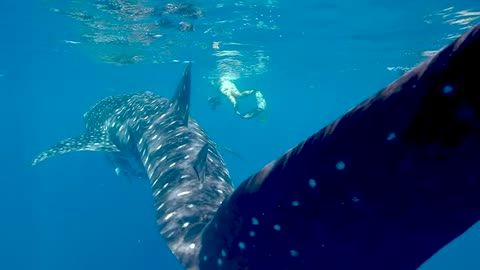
[193, 144, 208, 182]
[113, 166, 137, 184]
[198, 25, 480, 270]
[32, 132, 119, 166]
[171, 62, 192, 126]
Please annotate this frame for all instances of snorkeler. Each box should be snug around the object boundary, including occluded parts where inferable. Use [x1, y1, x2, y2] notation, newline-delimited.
[208, 77, 267, 120]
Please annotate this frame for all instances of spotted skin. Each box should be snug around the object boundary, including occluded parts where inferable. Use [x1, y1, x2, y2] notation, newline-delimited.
[32, 93, 148, 181]
[32, 63, 234, 270]
[198, 24, 480, 269]
[102, 68, 234, 269]
[32, 25, 480, 270]
[32, 93, 133, 166]
[31, 128, 120, 166]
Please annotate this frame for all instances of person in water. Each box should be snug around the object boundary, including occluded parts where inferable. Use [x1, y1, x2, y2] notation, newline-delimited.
[208, 77, 267, 121]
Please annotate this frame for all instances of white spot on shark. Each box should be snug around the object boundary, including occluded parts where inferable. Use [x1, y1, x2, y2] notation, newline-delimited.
[157, 203, 165, 210]
[164, 212, 175, 221]
[177, 191, 191, 197]
[290, 250, 299, 257]
[336, 161, 346, 170]
[177, 144, 186, 150]
[387, 132, 396, 141]
[443, 84, 454, 94]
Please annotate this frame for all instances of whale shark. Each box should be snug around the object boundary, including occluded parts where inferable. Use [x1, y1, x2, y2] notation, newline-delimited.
[32, 24, 480, 270]
[32, 64, 234, 269]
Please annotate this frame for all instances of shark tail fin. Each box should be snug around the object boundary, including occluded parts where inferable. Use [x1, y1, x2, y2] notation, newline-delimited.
[32, 131, 119, 166]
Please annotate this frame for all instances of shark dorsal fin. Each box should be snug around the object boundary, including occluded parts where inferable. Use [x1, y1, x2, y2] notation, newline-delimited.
[32, 131, 119, 166]
[193, 143, 208, 182]
[171, 63, 192, 126]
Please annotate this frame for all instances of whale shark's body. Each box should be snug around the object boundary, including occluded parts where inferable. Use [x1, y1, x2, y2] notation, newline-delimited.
[33, 64, 234, 269]
[33, 25, 480, 270]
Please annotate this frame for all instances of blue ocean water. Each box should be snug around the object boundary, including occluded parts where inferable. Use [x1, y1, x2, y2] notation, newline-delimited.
[1, 0, 479, 269]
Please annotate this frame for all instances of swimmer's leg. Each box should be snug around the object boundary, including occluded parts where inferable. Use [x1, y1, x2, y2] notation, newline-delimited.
[220, 79, 240, 107]
[234, 89, 255, 98]
[225, 93, 238, 107]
